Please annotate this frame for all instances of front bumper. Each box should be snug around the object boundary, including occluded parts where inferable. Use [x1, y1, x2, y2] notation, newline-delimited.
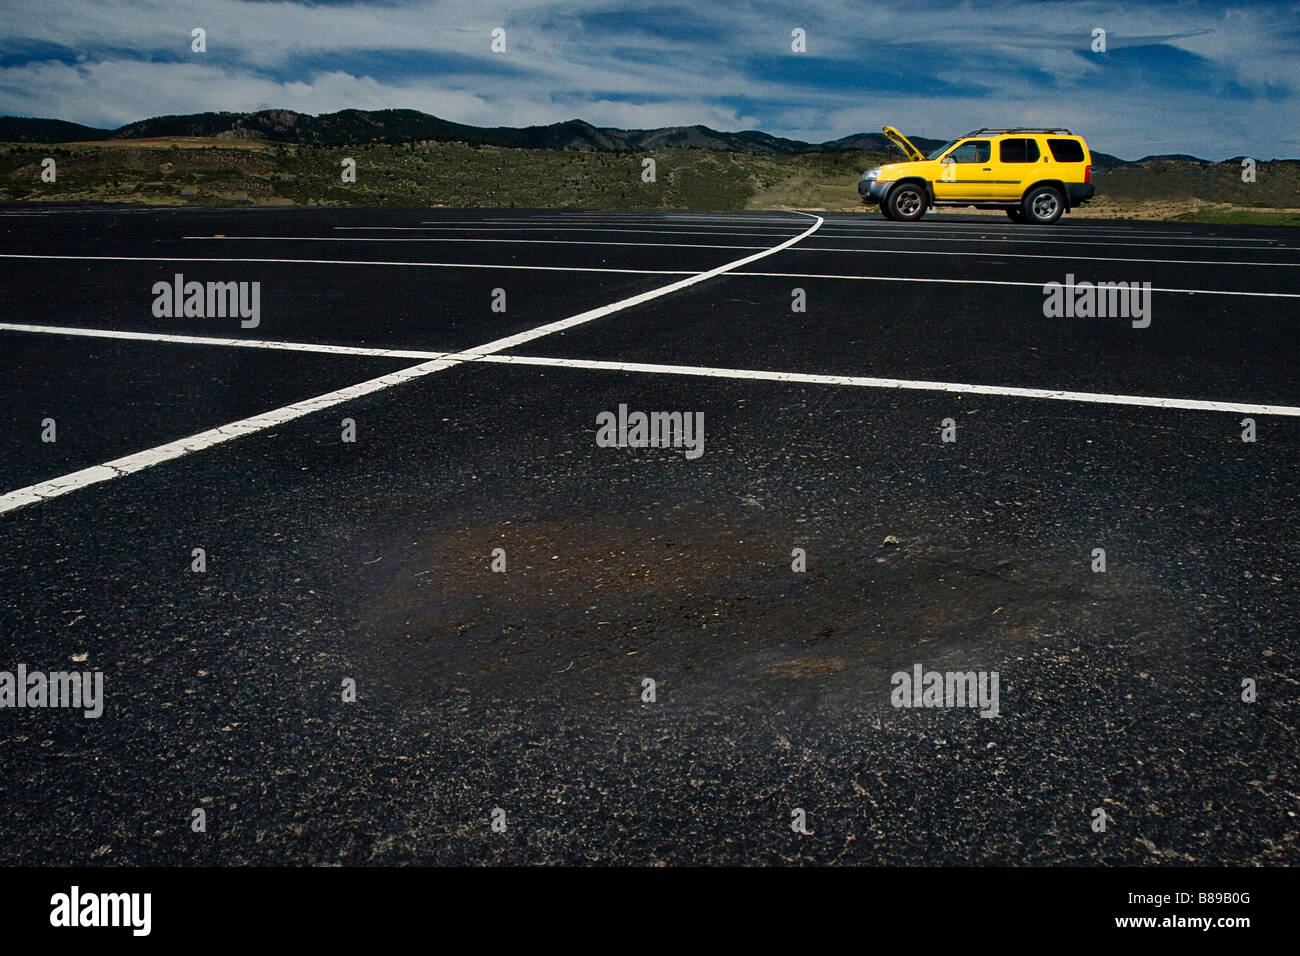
[858, 178, 890, 203]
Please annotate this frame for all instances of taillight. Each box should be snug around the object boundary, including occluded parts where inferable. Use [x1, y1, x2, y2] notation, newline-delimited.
[1084, 164, 1092, 183]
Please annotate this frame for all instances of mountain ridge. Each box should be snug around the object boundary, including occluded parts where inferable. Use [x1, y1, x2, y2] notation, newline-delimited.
[0, 108, 1173, 167]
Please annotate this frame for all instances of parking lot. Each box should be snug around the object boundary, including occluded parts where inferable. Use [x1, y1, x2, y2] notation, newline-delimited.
[1, 205, 1297, 864]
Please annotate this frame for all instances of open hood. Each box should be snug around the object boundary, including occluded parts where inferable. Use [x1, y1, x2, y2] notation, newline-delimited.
[882, 126, 926, 162]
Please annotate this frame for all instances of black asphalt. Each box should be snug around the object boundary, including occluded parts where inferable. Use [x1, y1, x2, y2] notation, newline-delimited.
[1, 205, 1297, 865]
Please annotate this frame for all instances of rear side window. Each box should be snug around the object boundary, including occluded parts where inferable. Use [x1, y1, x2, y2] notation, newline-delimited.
[1000, 138, 1040, 163]
[1047, 138, 1086, 162]
[947, 140, 991, 163]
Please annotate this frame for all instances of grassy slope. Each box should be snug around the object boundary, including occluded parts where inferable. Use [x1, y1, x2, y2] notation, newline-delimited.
[1, 139, 875, 209]
[2, 139, 1297, 224]
[1169, 208, 1300, 226]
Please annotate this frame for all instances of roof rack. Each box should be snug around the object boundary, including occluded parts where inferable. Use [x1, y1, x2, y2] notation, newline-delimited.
[962, 128, 1074, 136]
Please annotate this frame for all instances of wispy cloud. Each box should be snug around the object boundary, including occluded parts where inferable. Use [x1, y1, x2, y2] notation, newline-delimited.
[1, 0, 1297, 158]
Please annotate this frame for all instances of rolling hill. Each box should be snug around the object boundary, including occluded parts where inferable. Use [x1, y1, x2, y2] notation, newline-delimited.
[0, 108, 1100, 162]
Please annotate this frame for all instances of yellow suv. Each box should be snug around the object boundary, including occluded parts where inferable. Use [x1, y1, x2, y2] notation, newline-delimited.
[859, 127, 1095, 224]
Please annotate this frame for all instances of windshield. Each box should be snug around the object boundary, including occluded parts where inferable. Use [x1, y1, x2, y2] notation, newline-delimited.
[926, 140, 956, 160]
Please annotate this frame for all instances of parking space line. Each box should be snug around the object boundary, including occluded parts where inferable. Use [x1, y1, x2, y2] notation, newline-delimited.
[338, 226, 802, 238]
[730, 271, 1300, 297]
[0, 357, 463, 515]
[478, 215, 809, 225]
[183, 236, 768, 251]
[182, 236, 1298, 267]
[819, 222, 1277, 242]
[9, 321, 1289, 423]
[0, 254, 691, 276]
[416, 222, 802, 233]
[2, 256, 1289, 297]
[0, 323, 449, 360]
[475, 354, 1300, 417]
[0, 214, 824, 515]
[791, 248, 1297, 267]
[331, 226, 1285, 251]
[803, 235, 1285, 251]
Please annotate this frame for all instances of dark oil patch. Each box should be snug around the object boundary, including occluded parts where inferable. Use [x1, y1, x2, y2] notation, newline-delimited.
[345, 505, 1187, 716]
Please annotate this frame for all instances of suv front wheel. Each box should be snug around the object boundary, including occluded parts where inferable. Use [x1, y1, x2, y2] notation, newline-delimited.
[1022, 185, 1064, 225]
[886, 182, 928, 222]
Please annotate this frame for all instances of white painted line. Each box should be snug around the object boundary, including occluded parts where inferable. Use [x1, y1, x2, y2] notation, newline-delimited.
[827, 221, 1203, 231]
[478, 214, 808, 224]
[791, 247, 1297, 267]
[822, 224, 1194, 238]
[820, 221, 1278, 242]
[476, 354, 1300, 417]
[0, 357, 461, 514]
[729, 271, 1300, 298]
[337, 225, 1286, 251]
[185, 235, 1299, 268]
[804, 234, 1285, 252]
[418, 222, 800, 233]
[2, 254, 1288, 296]
[183, 235, 766, 252]
[4, 318, 1291, 418]
[0, 323, 448, 360]
[342, 225, 800, 238]
[400, 214, 800, 225]
[447, 215, 823, 355]
[0, 254, 689, 276]
[0, 214, 824, 515]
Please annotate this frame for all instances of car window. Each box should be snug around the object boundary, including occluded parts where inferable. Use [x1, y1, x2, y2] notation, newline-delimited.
[1047, 138, 1086, 162]
[946, 140, 991, 163]
[1000, 138, 1041, 163]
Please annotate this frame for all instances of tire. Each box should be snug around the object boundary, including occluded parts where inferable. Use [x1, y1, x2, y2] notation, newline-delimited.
[878, 200, 895, 220]
[1005, 208, 1030, 223]
[886, 182, 928, 222]
[1022, 185, 1064, 224]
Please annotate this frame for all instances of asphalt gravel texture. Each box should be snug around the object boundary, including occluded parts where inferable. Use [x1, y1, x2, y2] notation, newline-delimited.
[1, 204, 1297, 865]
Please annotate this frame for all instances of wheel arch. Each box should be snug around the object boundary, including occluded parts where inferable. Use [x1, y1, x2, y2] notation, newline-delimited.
[1023, 179, 1071, 211]
[887, 177, 934, 206]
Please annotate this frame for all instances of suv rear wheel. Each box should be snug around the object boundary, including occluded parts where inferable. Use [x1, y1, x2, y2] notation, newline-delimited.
[1005, 208, 1029, 223]
[886, 182, 928, 222]
[1022, 185, 1064, 225]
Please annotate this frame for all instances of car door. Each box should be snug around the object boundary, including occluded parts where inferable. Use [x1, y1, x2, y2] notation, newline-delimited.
[990, 136, 1044, 200]
[932, 138, 995, 200]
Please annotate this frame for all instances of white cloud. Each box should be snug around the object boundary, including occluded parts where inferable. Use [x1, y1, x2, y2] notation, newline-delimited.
[0, 57, 760, 134]
[1, 0, 1297, 157]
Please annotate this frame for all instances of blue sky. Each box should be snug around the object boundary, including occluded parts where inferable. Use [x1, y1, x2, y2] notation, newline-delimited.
[2, 0, 1297, 159]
